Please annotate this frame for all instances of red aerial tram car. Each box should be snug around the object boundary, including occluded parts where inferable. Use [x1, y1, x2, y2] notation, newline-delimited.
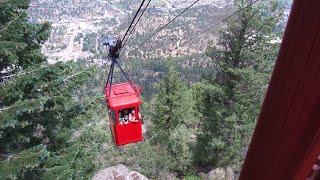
[105, 82, 143, 146]
[103, 35, 144, 146]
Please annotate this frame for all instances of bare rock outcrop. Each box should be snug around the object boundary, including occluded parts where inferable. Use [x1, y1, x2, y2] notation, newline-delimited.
[93, 164, 148, 180]
[206, 167, 234, 180]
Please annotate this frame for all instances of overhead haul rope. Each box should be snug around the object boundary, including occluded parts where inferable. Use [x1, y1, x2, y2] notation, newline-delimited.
[130, 0, 261, 54]
[131, 0, 201, 52]
[105, 0, 151, 97]
[168, 0, 261, 52]
[108, 0, 200, 97]
[121, 0, 152, 48]
[121, 0, 147, 44]
[106, 0, 262, 96]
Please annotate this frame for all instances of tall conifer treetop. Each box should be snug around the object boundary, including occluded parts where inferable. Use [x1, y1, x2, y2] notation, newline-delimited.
[0, 0, 97, 179]
[0, 0, 51, 72]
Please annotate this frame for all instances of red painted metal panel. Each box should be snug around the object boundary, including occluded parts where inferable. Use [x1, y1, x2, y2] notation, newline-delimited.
[108, 94, 141, 110]
[240, 0, 320, 179]
[105, 82, 143, 146]
[114, 121, 143, 146]
[106, 82, 141, 110]
[307, 155, 320, 180]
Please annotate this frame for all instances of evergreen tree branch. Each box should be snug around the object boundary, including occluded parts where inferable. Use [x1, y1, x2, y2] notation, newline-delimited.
[0, 14, 21, 33]
[0, 106, 10, 112]
[63, 71, 86, 83]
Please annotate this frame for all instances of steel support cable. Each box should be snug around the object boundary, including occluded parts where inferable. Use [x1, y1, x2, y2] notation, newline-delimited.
[121, 0, 147, 43]
[121, 0, 152, 48]
[106, 0, 147, 95]
[168, 0, 261, 53]
[105, 59, 139, 97]
[105, 62, 114, 89]
[108, 63, 115, 96]
[130, 0, 201, 52]
[114, 60, 140, 96]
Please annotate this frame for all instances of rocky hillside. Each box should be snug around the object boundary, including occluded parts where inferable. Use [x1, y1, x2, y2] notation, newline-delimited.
[28, 0, 233, 62]
[93, 164, 148, 180]
[93, 164, 235, 180]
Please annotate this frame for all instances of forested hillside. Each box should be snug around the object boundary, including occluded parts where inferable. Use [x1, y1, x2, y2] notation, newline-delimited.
[0, 0, 290, 179]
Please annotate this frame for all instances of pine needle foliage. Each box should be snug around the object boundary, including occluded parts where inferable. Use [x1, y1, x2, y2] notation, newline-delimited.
[150, 61, 193, 144]
[0, 0, 100, 179]
[195, 0, 284, 169]
[150, 61, 196, 175]
[0, 0, 51, 72]
[0, 145, 48, 179]
[0, 62, 96, 179]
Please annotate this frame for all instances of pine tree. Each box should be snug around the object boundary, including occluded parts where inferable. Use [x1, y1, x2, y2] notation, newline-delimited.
[150, 61, 196, 175]
[0, 1, 99, 178]
[151, 62, 192, 144]
[0, 0, 51, 72]
[195, 0, 284, 169]
[0, 62, 97, 178]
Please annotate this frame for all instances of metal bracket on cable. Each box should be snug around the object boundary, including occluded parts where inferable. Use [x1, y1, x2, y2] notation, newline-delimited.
[104, 35, 139, 98]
